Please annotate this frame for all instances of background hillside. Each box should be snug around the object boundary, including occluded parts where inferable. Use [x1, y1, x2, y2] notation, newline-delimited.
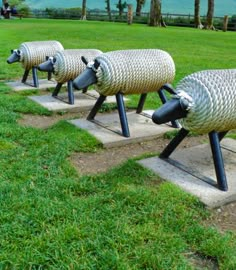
[25, 0, 236, 17]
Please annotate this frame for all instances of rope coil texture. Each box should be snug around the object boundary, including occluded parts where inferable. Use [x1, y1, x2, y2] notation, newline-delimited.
[53, 49, 102, 84]
[19, 41, 64, 70]
[177, 69, 236, 134]
[95, 49, 175, 96]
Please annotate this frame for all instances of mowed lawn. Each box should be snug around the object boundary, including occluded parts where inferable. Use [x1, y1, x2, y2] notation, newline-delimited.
[0, 18, 236, 269]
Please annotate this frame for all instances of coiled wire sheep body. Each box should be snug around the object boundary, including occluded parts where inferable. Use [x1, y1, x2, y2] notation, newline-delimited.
[53, 49, 102, 84]
[94, 49, 175, 96]
[18, 41, 64, 70]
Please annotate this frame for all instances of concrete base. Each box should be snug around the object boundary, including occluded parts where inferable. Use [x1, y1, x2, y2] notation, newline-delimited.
[69, 110, 174, 148]
[6, 79, 57, 91]
[138, 138, 236, 208]
[29, 90, 122, 112]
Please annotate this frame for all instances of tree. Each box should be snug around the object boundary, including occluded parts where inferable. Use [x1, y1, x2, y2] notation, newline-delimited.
[1, 0, 29, 17]
[136, 0, 145, 16]
[205, 0, 215, 29]
[81, 0, 86, 20]
[194, 0, 203, 28]
[5, 0, 25, 6]
[116, 0, 127, 16]
[105, 0, 112, 21]
[127, 4, 133, 25]
[149, 0, 165, 27]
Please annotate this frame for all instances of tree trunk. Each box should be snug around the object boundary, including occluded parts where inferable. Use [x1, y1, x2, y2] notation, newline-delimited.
[194, 0, 203, 28]
[223, 15, 228, 32]
[81, 0, 86, 20]
[105, 0, 112, 21]
[136, 0, 142, 16]
[149, 0, 165, 27]
[127, 4, 133, 25]
[136, 0, 145, 16]
[118, 0, 122, 16]
[205, 0, 215, 30]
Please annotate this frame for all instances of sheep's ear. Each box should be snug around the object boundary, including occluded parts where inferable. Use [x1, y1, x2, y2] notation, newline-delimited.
[46, 56, 49, 61]
[81, 56, 88, 65]
[11, 49, 14, 53]
[94, 59, 100, 69]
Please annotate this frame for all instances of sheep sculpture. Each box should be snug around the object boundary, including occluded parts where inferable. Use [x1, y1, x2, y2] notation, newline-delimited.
[7, 40, 64, 88]
[73, 49, 176, 137]
[38, 49, 102, 104]
[152, 69, 236, 191]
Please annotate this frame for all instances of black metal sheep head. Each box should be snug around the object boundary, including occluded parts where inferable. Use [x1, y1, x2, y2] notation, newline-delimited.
[152, 91, 192, 125]
[38, 56, 56, 73]
[7, 49, 21, 64]
[73, 56, 100, 90]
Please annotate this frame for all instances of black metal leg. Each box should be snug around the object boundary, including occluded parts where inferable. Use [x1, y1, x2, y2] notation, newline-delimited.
[48, 71, 52, 81]
[158, 88, 168, 103]
[32, 67, 39, 88]
[160, 128, 189, 159]
[136, 93, 147, 114]
[52, 83, 63, 97]
[21, 69, 30, 83]
[68, 80, 74, 105]
[218, 131, 228, 142]
[158, 89, 180, 128]
[87, 95, 106, 120]
[116, 92, 130, 138]
[162, 84, 177, 95]
[209, 131, 228, 191]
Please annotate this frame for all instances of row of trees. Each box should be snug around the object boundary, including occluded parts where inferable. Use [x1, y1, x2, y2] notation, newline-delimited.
[81, 0, 216, 29]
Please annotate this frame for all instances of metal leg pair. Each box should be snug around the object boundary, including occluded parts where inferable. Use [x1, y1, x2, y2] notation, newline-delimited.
[88, 84, 178, 138]
[87, 92, 130, 137]
[22, 67, 51, 88]
[136, 86, 179, 128]
[160, 128, 228, 191]
[52, 80, 74, 105]
[21, 67, 39, 88]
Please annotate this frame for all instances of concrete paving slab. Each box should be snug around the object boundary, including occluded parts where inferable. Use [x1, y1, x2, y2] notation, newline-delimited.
[28, 90, 124, 112]
[138, 138, 236, 208]
[6, 79, 57, 91]
[69, 110, 174, 148]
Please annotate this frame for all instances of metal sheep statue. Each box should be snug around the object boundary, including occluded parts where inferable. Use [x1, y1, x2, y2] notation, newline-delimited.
[7, 40, 64, 88]
[38, 49, 102, 105]
[152, 69, 236, 191]
[73, 49, 176, 137]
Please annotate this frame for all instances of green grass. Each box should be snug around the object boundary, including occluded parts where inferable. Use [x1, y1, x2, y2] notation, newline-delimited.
[0, 18, 236, 268]
[1, 20, 236, 81]
[2, 18, 236, 109]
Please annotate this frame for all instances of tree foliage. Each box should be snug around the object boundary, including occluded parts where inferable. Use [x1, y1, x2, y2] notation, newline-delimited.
[3, 0, 29, 16]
